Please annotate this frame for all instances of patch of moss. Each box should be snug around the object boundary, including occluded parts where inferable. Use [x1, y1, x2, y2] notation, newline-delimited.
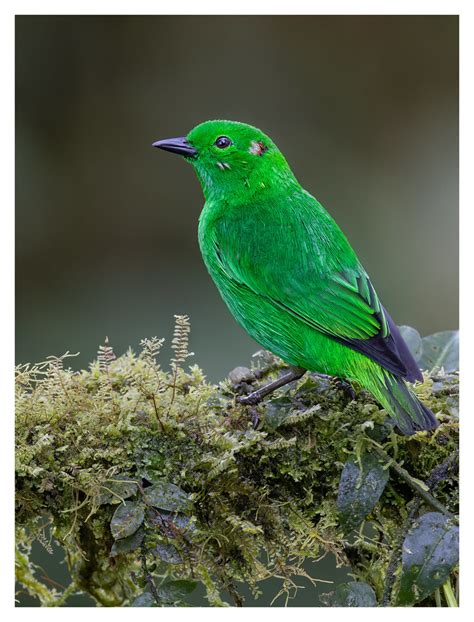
[15, 317, 458, 607]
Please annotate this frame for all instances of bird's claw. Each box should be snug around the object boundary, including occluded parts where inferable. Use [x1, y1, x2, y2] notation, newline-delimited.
[250, 407, 260, 429]
[237, 393, 261, 406]
[236, 395, 261, 428]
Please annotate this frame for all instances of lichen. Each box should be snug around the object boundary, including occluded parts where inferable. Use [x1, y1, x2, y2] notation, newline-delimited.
[15, 317, 459, 607]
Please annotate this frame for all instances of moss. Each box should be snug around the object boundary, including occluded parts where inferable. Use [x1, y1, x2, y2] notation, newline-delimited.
[15, 317, 458, 607]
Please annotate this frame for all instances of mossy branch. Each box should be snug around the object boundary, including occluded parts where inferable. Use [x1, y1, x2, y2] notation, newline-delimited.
[15, 319, 459, 607]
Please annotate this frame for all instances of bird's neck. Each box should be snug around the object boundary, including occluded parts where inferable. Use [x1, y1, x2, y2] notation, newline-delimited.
[193, 162, 300, 205]
[198, 176, 308, 240]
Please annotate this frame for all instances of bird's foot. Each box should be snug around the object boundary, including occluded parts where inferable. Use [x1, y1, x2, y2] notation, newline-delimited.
[237, 393, 262, 407]
[236, 366, 307, 411]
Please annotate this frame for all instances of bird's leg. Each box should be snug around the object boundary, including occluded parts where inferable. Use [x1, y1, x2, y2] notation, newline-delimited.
[237, 366, 307, 406]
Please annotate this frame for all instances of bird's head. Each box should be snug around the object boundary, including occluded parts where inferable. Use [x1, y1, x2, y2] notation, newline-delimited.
[153, 120, 296, 200]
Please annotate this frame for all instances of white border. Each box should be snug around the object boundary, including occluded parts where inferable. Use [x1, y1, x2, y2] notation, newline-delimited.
[2, 2, 470, 619]
[3, 1, 466, 15]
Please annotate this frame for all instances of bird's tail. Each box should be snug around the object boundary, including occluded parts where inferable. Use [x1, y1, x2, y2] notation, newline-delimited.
[374, 372, 438, 436]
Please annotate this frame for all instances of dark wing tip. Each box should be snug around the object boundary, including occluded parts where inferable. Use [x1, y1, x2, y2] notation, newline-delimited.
[340, 306, 423, 382]
[382, 307, 423, 382]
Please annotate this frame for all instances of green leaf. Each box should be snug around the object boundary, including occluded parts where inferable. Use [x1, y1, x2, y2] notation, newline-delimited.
[110, 500, 145, 540]
[397, 512, 459, 605]
[140, 466, 164, 484]
[96, 473, 138, 505]
[143, 482, 190, 512]
[264, 396, 293, 429]
[399, 326, 423, 362]
[445, 395, 459, 418]
[398, 327, 459, 373]
[419, 331, 459, 373]
[365, 421, 394, 443]
[157, 579, 197, 603]
[320, 581, 377, 607]
[295, 374, 332, 396]
[131, 592, 157, 607]
[336, 453, 389, 531]
[110, 527, 144, 556]
[130, 579, 198, 606]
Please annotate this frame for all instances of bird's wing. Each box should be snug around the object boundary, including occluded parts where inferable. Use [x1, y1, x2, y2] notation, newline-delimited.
[212, 209, 422, 382]
[284, 268, 422, 382]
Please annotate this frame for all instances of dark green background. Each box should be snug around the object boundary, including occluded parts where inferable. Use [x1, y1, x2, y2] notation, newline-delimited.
[16, 15, 458, 606]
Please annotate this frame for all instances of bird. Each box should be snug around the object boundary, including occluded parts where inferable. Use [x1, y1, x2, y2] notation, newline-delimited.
[153, 120, 438, 435]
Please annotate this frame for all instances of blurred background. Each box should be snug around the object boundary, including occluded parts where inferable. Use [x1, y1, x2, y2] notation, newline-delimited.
[16, 15, 458, 606]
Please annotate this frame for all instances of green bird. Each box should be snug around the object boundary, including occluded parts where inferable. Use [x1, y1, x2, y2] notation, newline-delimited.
[153, 120, 437, 435]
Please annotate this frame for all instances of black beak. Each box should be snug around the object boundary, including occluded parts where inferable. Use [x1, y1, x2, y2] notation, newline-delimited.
[152, 136, 197, 157]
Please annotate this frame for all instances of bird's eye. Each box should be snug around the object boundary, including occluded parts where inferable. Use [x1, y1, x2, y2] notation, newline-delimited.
[215, 136, 232, 149]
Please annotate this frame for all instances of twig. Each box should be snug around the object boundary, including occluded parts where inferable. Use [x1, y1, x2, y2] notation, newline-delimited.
[40, 574, 66, 590]
[425, 450, 459, 491]
[442, 578, 458, 607]
[225, 580, 244, 607]
[432, 386, 459, 397]
[150, 393, 164, 431]
[381, 497, 421, 606]
[140, 543, 161, 606]
[373, 446, 455, 518]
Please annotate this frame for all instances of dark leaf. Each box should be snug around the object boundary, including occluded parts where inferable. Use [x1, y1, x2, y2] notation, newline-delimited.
[365, 421, 394, 443]
[399, 326, 423, 362]
[157, 579, 197, 602]
[110, 527, 144, 556]
[110, 500, 145, 540]
[154, 542, 182, 564]
[264, 396, 293, 429]
[131, 592, 157, 607]
[170, 512, 194, 531]
[419, 331, 459, 373]
[337, 453, 389, 531]
[140, 467, 163, 484]
[445, 396, 459, 418]
[320, 581, 377, 607]
[143, 481, 190, 512]
[147, 509, 195, 537]
[397, 511, 459, 605]
[96, 473, 139, 505]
